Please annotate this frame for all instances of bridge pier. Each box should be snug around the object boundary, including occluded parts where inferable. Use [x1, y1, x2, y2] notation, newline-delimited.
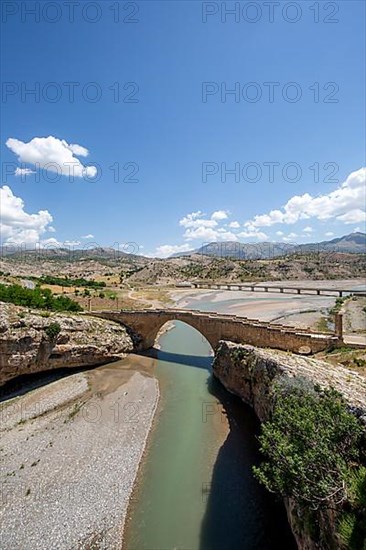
[264, 287, 268, 292]
[339, 291, 343, 297]
[335, 312, 343, 340]
[280, 288, 284, 293]
[317, 290, 321, 295]
[297, 289, 301, 294]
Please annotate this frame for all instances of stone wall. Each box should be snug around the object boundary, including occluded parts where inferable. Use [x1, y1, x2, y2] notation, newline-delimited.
[92, 309, 340, 355]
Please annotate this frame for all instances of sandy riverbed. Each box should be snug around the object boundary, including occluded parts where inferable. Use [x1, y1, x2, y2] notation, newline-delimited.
[170, 279, 366, 331]
[0, 356, 159, 549]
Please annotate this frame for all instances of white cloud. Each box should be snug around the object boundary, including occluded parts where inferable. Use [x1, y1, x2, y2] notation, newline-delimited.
[64, 240, 81, 247]
[14, 167, 35, 177]
[6, 135, 97, 179]
[325, 232, 334, 237]
[179, 211, 217, 229]
[303, 226, 313, 233]
[67, 143, 89, 157]
[154, 243, 192, 258]
[40, 237, 61, 247]
[81, 234, 94, 239]
[237, 230, 268, 240]
[336, 209, 366, 224]
[183, 226, 220, 241]
[0, 185, 53, 245]
[276, 231, 284, 236]
[288, 232, 298, 238]
[211, 210, 229, 221]
[217, 228, 239, 240]
[179, 210, 270, 242]
[244, 167, 366, 228]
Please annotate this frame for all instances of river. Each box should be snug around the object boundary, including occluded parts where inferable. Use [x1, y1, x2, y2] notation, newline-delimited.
[124, 295, 297, 550]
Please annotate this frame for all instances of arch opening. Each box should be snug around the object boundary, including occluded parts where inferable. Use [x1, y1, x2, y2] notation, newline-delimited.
[147, 320, 214, 370]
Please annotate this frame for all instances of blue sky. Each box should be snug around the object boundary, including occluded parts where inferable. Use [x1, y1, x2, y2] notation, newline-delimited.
[1, 0, 365, 257]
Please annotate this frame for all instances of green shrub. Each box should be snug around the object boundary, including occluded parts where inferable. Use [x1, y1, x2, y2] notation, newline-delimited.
[0, 283, 82, 312]
[45, 322, 61, 340]
[39, 275, 106, 289]
[253, 382, 363, 511]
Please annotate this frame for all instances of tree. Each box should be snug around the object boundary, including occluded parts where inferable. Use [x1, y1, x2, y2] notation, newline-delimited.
[253, 381, 363, 511]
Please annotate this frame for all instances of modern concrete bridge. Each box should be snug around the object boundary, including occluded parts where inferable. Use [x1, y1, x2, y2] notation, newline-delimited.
[190, 282, 366, 298]
[91, 309, 342, 354]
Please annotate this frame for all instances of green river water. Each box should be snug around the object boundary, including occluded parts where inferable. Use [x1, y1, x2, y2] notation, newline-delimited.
[124, 296, 297, 550]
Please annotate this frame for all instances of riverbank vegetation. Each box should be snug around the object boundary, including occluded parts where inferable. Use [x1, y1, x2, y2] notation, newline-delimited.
[39, 275, 106, 289]
[0, 283, 82, 312]
[253, 380, 366, 549]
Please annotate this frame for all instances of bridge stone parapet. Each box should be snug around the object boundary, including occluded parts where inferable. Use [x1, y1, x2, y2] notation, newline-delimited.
[90, 309, 341, 355]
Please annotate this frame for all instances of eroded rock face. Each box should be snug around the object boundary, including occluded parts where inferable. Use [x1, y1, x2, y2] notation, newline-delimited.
[213, 341, 366, 423]
[213, 341, 366, 550]
[0, 302, 134, 386]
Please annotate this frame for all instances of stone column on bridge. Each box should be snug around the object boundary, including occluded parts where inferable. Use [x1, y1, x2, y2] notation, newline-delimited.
[335, 312, 343, 340]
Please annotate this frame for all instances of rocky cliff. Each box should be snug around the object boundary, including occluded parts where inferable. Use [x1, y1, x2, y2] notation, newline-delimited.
[0, 302, 134, 386]
[213, 342, 366, 549]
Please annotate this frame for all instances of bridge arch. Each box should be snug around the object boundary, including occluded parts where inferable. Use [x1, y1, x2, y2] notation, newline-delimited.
[91, 310, 221, 351]
[89, 309, 340, 355]
[150, 319, 215, 352]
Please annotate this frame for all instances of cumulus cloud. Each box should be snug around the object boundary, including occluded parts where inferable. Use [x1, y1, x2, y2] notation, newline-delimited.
[183, 226, 220, 242]
[303, 226, 313, 233]
[237, 229, 268, 240]
[211, 210, 229, 221]
[0, 185, 53, 245]
[14, 167, 35, 177]
[179, 211, 217, 229]
[244, 167, 366, 229]
[153, 243, 192, 258]
[81, 234, 94, 239]
[325, 232, 334, 237]
[6, 136, 97, 179]
[179, 210, 270, 242]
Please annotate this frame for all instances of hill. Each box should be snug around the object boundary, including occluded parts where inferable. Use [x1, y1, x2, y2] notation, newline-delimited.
[172, 232, 366, 259]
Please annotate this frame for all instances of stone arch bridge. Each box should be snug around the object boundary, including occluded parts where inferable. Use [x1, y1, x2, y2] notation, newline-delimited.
[90, 309, 342, 354]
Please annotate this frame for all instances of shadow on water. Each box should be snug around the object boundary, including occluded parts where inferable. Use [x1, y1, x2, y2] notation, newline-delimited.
[148, 347, 213, 370]
[199, 374, 297, 550]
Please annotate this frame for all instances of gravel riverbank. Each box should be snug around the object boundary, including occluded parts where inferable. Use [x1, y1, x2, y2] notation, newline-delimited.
[0, 356, 159, 549]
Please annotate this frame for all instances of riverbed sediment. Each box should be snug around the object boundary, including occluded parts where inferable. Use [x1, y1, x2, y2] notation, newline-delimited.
[0, 356, 159, 549]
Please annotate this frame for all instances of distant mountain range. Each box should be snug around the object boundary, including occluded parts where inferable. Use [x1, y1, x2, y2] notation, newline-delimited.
[1, 232, 365, 262]
[0, 246, 143, 261]
[170, 232, 366, 259]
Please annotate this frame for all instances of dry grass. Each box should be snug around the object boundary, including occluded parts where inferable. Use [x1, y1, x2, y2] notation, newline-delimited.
[320, 347, 366, 375]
